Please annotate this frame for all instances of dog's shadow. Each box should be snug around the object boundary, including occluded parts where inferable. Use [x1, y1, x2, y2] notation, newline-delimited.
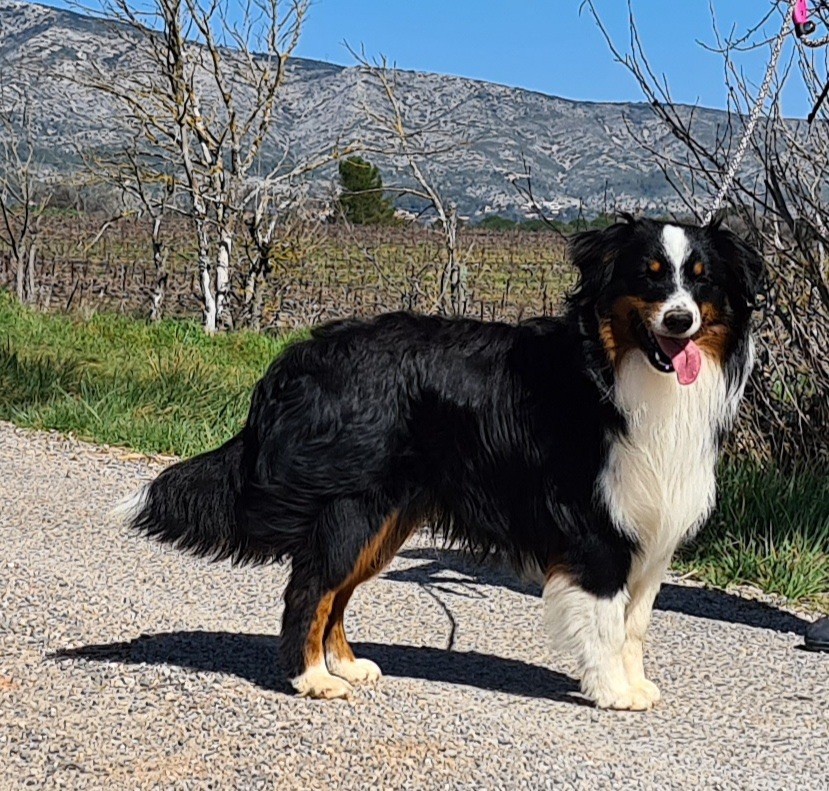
[50, 545, 809, 703]
[51, 546, 584, 702]
[395, 547, 812, 636]
[50, 632, 582, 703]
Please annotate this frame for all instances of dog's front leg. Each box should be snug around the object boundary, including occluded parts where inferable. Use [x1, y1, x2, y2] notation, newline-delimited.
[544, 572, 653, 711]
[620, 553, 670, 707]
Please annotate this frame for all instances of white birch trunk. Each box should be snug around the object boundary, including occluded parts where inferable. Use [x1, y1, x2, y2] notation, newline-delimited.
[13, 243, 36, 305]
[14, 249, 24, 303]
[201, 263, 217, 334]
[149, 215, 166, 322]
[193, 201, 216, 333]
[215, 226, 232, 329]
[25, 241, 36, 304]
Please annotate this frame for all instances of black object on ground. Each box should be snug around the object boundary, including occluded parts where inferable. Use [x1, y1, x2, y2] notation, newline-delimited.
[804, 616, 829, 652]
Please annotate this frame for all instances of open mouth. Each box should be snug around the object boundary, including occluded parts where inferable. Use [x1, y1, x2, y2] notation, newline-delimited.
[634, 320, 702, 386]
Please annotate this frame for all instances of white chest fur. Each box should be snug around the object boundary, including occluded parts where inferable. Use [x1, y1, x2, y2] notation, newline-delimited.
[599, 351, 730, 557]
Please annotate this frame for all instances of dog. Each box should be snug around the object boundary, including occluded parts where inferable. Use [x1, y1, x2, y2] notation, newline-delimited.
[117, 216, 763, 710]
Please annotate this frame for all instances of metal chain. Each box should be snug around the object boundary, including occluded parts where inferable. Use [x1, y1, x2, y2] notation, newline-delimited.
[800, 0, 829, 45]
[800, 32, 829, 46]
[703, 8, 792, 224]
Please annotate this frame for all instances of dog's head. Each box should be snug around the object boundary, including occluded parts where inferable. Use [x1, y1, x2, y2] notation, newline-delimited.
[567, 216, 763, 385]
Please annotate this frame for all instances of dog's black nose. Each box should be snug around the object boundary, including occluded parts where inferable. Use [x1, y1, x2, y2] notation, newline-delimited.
[662, 309, 694, 334]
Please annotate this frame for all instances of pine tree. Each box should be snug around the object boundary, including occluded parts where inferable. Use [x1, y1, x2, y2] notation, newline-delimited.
[338, 156, 396, 225]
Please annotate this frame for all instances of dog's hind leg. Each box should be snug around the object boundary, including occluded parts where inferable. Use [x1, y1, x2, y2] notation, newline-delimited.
[281, 566, 351, 700]
[324, 511, 415, 684]
[281, 504, 414, 699]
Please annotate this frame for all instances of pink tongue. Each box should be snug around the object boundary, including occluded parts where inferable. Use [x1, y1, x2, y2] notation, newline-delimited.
[656, 336, 702, 385]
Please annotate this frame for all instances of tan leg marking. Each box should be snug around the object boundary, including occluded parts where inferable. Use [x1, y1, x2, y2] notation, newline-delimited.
[324, 512, 415, 684]
[291, 592, 354, 699]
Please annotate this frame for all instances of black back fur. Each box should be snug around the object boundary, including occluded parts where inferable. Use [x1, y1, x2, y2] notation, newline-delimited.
[127, 218, 762, 599]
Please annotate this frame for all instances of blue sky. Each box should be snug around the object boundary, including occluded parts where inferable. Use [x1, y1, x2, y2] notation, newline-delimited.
[40, 0, 816, 116]
[291, 0, 811, 116]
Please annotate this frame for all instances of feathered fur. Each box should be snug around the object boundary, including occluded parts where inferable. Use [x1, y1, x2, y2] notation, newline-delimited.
[121, 216, 763, 708]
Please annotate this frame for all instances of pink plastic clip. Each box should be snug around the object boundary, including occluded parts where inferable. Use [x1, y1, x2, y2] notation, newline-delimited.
[794, 0, 817, 37]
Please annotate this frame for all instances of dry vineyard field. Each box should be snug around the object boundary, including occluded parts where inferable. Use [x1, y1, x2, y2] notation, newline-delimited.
[0, 215, 572, 328]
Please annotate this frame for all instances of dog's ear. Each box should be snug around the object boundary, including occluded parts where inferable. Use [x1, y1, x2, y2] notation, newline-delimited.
[569, 221, 635, 301]
[708, 223, 765, 308]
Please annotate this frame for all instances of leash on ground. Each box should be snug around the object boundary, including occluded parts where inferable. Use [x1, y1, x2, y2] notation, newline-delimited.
[703, 0, 829, 224]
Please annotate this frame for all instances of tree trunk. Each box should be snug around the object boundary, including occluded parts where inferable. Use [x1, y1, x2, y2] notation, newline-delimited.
[241, 244, 270, 332]
[25, 242, 36, 304]
[14, 244, 37, 305]
[14, 250, 24, 304]
[242, 268, 264, 332]
[194, 212, 216, 334]
[216, 225, 233, 330]
[149, 215, 167, 322]
[200, 261, 217, 334]
[449, 260, 468, 317]
[440, 205, 466, 317]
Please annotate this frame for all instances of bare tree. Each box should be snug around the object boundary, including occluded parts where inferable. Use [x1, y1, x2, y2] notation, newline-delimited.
[585, 0, 829, 464]
[237, 136, 358, 330]
[240, 179, 326, 331]
[0, 98, 51, 306]
[74, 0, 336, 332]
[82, 140, 179, 321]
[174, 0, 312, 330]
[73, 0, 216, 330]
[355, 53, 475, 317]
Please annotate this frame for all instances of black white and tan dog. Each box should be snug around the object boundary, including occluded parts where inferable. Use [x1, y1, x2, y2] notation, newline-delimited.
[117, 216, 763, 710]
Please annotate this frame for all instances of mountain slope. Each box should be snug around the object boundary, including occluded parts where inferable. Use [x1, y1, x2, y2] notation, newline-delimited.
[0, 0, 734, 219]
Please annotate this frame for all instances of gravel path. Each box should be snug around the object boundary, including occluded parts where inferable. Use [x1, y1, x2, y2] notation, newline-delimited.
[1, 421, 827, 790]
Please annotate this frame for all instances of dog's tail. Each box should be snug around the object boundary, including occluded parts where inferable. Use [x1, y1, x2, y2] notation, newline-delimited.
[113, 432, 281, 565]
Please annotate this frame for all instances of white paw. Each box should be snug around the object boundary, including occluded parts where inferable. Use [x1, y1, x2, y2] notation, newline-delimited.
[327, 656, 383, 684]
[583, 671, 654, 711]
[291, 664, 353, 700]
[632, 678, 662, 706]
[593, 686, 653, 711]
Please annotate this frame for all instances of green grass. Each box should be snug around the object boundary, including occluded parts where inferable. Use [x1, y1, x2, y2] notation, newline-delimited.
[0, 292, 295, 457]
[679, 464, 829, 607]
[2, 292, 827, 608]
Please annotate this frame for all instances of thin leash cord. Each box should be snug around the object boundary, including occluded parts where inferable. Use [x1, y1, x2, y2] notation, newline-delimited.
[702, 6, 792, 225]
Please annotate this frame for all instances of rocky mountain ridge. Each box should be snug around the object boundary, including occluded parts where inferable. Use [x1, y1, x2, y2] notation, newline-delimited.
[0, 0, 737, 220]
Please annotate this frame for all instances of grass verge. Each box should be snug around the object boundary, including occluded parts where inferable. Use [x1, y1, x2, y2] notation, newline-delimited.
[678, 465, 829, 608]
[0, 292, 294, 457]
[1, 293, 827, 608]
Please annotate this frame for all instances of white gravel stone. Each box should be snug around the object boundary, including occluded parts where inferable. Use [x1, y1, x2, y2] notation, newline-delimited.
[0, 421, 827, 790]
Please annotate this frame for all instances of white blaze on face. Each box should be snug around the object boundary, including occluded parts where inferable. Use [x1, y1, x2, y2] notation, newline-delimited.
[655, 225, 701, 337]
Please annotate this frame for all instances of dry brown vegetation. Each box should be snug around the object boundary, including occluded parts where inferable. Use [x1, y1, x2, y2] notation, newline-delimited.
[585, 0, 829, 469]
[0, 214, 570, 329]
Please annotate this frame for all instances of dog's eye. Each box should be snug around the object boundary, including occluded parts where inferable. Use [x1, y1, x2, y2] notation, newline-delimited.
[692, 262, 705, 278]
[647, 260, 664, 277]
